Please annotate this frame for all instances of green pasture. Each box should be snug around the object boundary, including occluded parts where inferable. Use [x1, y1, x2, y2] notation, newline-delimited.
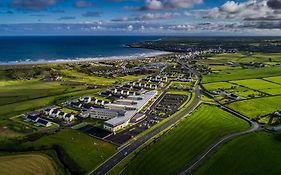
[23, 129, 117, 174]
[121, 105, 249, 175]
[230, 79, 281, 90]
[203, 82, 236, 90]
[227, 96, 281, 118]
[264, 76, 281, 84]
[203, 66, 281, 83]
[194, 132, 281, 175]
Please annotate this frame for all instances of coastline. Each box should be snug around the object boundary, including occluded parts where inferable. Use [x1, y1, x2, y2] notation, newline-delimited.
[0, 51, 172, 66]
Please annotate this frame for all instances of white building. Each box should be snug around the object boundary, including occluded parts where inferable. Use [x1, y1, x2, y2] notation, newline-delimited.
[103, 90, 157, 133]
[89, 108, 125, 120]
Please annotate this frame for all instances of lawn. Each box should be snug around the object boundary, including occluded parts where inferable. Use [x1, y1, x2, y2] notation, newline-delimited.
[260, 88, 281, 95]
[169, 81, 192, 89]
[0, 88, 104, 119]
[227, 96, 281, 118]
[0, 80, 87, 105]
[264, 75, 281, 85]
[203, 66, 281, 83]
[0, 154, 59, 175]
[203, 82, 236, 90]
[230, 79, 281, 90]
[194, 132, 281, 175]
[23, 129, 117, 174]
[61, 69, 145, 86]
[121, 105, 249, 175]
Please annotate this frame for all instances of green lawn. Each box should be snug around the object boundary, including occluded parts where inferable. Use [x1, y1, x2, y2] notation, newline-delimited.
[227, 96, 281, 118]
[230, 79, 281, 90]
[194, 132, 281, 175]
[61, 69, 145, 86]
[203, 67, 281, 83]
[121, 105, 249, 175]
[0, 80, 87, 105]
[0, 88, 104, 119]
[23, 129, 117, 174]
[260, 88, 281, 95]
[264, 76, 281, 84]
[203, 82, 236, 90]
[169, 81, 192, 89]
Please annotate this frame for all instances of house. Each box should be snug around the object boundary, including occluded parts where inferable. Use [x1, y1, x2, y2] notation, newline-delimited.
[64, 113, 75, 121]
[80, 96, 91, 103]
[227, 93, 240, 100]
[50, 109, 60, 118]
[43, 106, 56, 115]
[36, 118, 52, 127]
[58, 111, 66, 119]
[274, 111, 281, 117]
[25, 115, 39, 122]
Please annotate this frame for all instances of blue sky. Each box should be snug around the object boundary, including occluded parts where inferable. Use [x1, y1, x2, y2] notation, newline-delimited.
[0, 0, 280, 35]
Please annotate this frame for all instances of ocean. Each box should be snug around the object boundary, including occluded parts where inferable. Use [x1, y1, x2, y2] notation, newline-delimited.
[0, 36, 165, 64]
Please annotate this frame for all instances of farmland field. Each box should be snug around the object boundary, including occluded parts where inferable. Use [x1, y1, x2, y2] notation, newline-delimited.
[0, 154, 59, 175]
[121, 105, 249, 175]
[264, 76, 281, 84]
[194, 132, 281, 175]
[260, 88, 281, 95]
[230, 79, 281, 90]
[203, 66, 281, 83]
[227, 96, 281, 118]
[203, 82, 236, 90]
[23, 129, 117, 174]
[0, 88, 104, 119]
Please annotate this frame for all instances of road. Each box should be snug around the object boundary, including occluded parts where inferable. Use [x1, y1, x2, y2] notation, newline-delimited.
[179, 105, 260, 175]
[89, 81, 201, 175]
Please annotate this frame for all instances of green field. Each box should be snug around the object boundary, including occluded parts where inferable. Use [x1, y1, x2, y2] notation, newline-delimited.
[203, 67, 281, 83]
[230, 79, 281, 90]
[0, 80, 87, 105]
[61, 69, 145, 86]
[260, 88, 281, 95]
[121, 105, 249, 175]
[169, 81, 192, 89]
[23, 129, 117, 174]
[205, 52, 281, 64]
[194, 132, 281, 175]
[203, 82, 236, 90]
[264, 76, 281, 84]
[227, 96, 281, 118]
[0, 154, 59, 175]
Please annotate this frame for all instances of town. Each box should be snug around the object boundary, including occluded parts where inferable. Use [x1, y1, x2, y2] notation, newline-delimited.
[1, 37, 281, 175]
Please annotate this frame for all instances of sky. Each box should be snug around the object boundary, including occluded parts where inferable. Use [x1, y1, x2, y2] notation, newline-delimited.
[0, 0, 281, 35]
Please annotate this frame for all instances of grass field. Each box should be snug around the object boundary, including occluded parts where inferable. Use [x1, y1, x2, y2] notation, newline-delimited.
[23, 129, 117, 174]
[168, 81, 192, 89]
[203, 67, 281, 83]
[260, 88, 281, 95]
[0, 80, 87, 105]
[61, 69, 145, 86]
[121, 105, 249, 175]
[227, 96, 281, 118]
[264, 76, 281, 84]
[203, 82, 236, 90]
[0, 88, 104, 120]
[0, 154, 58, 175]
[230, 79, 281, 90]
[205, 53, 281, 64]
[194, 132, 281, 175]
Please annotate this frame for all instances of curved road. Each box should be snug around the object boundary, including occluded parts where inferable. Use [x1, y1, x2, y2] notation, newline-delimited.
[179, 105, 260, 175]
[89, 81, 201, 175]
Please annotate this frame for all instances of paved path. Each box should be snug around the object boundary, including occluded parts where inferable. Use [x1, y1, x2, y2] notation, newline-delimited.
[89, 82, 201, 175]
[178, 105, 260, 175]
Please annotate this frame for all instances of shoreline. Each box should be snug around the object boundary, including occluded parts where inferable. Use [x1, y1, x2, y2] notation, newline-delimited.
[0, 51, 171, 66]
